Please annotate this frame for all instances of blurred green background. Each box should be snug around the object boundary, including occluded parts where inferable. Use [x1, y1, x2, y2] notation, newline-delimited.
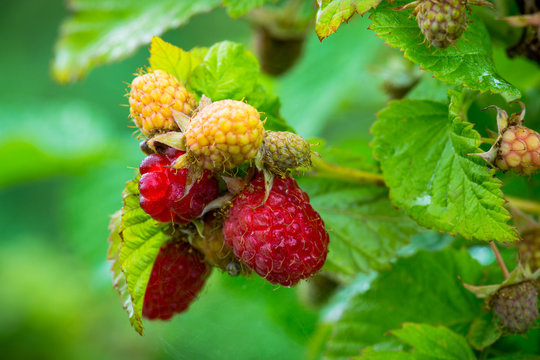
[3, 1, 540, 359]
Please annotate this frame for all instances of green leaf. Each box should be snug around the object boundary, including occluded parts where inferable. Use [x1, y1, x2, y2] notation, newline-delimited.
[246, 84, 294, 132]
[369, 1, 520, 100]
[354, 324, 476, 359]
[52, 0, 220, 83]
[106, 210, 131, 321]
[354, 349, 413, 360]
[407, 75, 454, 103]
[371, 90, 518, 242]
[392, 323, 475, 360]
[323, 248, 485, 359]
[149, 37, 201, 85]
[300, 145, 420, 279]
[300, 177, 420, 279]
[223, 0, 271, 17]
[190, 41, 260, 100]
[118, 175, 169, 335]
[466, 313, 502, 351]
[316, 0, 383, 40]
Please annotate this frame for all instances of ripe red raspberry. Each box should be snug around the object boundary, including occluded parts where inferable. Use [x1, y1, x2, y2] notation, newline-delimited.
[143, 240, 211, 320]
[129, 70, 196, 137]
[185, 100, 264, 171]
[138, 149, 219, 224]
[222, 174, 329, 286]
[495, 125, 540, 175]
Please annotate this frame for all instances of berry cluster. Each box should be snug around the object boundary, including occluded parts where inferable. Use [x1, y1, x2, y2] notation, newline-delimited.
[124, 69, 329, 320]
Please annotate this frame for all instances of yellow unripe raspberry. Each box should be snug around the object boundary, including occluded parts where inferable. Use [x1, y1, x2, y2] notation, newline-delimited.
[129, 70, 196, 137]
[185, 100, 264, 171]
[496, 125, 540, 175]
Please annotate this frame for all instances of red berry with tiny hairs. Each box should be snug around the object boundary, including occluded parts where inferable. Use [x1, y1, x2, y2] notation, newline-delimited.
[138, 149, 219, 224]
[143, 241, 211, 320]
[223, 174, 329, 286]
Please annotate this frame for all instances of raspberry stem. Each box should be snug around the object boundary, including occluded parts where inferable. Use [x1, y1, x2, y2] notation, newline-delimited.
[506, 195, 540, 215]
[490, 241, 510, 279]
[310, 157, 540, 216]
[311, 157, 385, 186]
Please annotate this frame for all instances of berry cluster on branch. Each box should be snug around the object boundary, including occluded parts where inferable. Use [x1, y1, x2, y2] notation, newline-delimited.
[122, 68, 329, 320]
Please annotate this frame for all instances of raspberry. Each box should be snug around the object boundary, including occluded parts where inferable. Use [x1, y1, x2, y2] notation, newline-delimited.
[222, 174, 329, 286]
[415, 0, 467, 49]
[190, 215, 250, 276]
[260, 131, 311, 175]
[185, 100, 264, 171]
[495, 125, 540, 175]
[490, 281, 538, 334]
[519, 229, 540, 272]
[129, 70, 196, 137]
[143, 240, 211, 320]
[138, 150, 219, 224]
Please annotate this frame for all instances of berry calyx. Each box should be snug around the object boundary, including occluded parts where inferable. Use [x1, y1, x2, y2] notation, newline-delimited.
[259, 131, 312, 175]
[143, 240, 211, 320]
[490, 281, 538, 334]
[138, 150, 219, 224]
[496, 125, 540, 175]
[129, 70, 196, 137]
[190, 215, 250, 275]
[222, 174, 329, 287]
[184, 100, 264, 171]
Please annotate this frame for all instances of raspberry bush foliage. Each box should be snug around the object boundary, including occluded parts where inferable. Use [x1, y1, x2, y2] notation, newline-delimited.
[53, 0, 540, 358]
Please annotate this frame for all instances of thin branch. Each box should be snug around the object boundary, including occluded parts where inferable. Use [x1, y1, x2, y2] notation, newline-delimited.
[310, 157, 385, 186]
[490, 241, 510, 279]
[506, 195, 540, 215]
